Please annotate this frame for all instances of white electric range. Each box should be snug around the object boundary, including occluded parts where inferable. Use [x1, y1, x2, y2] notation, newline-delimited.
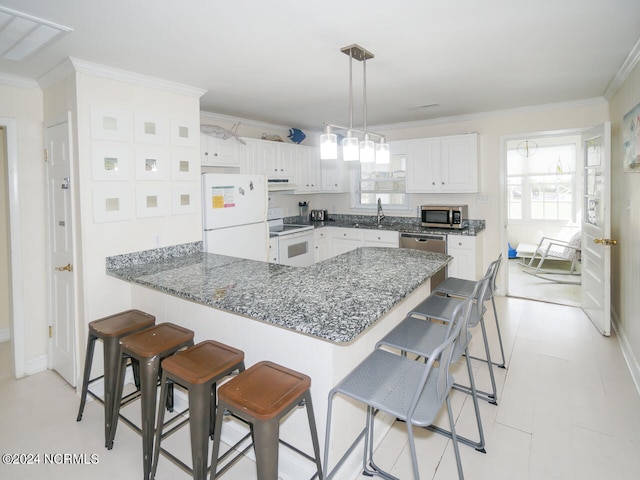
[267, 208, 315, 267]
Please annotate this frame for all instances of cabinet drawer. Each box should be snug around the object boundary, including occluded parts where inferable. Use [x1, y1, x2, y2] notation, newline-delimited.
[332, 228, 364, 242]
[447, 235, 475, 250]
[363, 230, 399, 246]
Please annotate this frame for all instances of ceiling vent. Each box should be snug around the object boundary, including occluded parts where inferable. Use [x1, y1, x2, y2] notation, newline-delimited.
[0, 6, 72, 61]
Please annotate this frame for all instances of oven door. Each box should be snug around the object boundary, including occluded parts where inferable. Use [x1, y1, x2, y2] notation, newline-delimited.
[277, 230, 315, 267]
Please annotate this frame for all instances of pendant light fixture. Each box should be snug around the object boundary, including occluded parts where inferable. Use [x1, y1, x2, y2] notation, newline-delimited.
[320, 44, 389, 164]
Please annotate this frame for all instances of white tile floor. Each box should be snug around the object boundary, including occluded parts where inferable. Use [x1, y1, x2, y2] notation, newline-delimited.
[1, 296, 639, 480]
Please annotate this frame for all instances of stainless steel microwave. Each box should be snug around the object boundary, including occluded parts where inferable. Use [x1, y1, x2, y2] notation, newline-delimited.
[420, 205, 468, 229]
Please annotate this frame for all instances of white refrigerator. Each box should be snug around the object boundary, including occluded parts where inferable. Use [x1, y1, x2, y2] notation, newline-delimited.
[202, 173, 269, 262]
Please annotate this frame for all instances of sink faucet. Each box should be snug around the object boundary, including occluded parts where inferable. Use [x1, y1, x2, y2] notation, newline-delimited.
[377, 198, 385, 225]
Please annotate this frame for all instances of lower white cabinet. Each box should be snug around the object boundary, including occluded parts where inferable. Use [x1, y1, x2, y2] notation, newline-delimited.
[314, 228, 330, 263]
[331, 228, 363, 257]
[268, 236, 279, 264]
[447, 235, 483, 280]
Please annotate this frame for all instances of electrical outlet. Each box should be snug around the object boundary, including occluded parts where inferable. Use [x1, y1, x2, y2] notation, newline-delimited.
[476, 193, 490, 204]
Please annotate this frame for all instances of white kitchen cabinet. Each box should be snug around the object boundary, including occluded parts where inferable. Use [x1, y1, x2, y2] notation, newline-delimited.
[363, 229, 399, 248]
[268, 236, 279, 263]
[295, 146, 321, 193]
[201, 135, 241, 167]
[330, 228, 363, 257]
[314, 228, 330, 263]
[447, 234, 483, 280]
[406, 133, 478, 193]
[320, 156, 347, 192]
[239, 138, 264, 174]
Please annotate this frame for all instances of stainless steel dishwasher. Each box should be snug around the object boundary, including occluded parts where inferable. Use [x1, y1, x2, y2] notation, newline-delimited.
[400, 233, 447, 289]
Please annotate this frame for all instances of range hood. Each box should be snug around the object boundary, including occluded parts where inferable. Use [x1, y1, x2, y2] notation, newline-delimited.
[268, 179, 298, 192]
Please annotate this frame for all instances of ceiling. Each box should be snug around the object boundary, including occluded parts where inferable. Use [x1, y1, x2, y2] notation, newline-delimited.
[2, 0, 640, 132]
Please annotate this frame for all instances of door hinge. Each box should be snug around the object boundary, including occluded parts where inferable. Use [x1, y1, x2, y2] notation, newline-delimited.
[48, 325, 53, 338]
[44, 149, 49, 162]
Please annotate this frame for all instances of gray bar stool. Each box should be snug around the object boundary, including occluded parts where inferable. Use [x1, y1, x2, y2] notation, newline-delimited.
[210, 361, 323, 480]
[150, 340, 245, 480]
[109, 322, 194, 480]
[76, 309, 156, 447]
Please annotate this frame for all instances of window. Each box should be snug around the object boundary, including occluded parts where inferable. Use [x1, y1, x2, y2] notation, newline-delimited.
[352, 153, 409, 210]
[507, 138, 578, 222]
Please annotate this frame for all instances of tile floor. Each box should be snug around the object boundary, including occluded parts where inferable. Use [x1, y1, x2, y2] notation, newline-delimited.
[507, 258, 582, 307]
[1, 296, 639, 480]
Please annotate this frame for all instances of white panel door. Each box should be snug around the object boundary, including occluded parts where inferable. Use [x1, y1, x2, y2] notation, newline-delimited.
[46, 117, 77, 385]
[581, 122, 613, 336]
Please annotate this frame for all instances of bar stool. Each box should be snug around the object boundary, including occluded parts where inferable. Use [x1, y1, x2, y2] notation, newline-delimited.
[109, 322, 194, 480]
[76, 309, 156, 447]
[210, 361, 323, 480]
[150, 340, 245, 480]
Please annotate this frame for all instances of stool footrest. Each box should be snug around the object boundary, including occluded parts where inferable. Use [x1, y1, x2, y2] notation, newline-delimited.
[213, 432, 253, 478]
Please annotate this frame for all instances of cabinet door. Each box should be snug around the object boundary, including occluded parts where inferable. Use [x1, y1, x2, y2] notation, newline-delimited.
[261, 141, 281, 177]
[440, 134, 478, 193]
[331, 228, 363, 256]
[314, 229, 329, 262]
[321, 157, 347, 192]
[277, 143, 297, 181]
[296, 146, 321, 193]
[201, 136, 240, 167]
[268, 236, 279, 263]
[240, 138, 264, 174]
[406, 138, 441, 192]
[447, 235, 476, 280]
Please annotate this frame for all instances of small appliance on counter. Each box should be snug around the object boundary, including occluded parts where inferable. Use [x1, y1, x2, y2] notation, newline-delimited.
[310, 209, 328, 221]
[420, 205, 468, 229]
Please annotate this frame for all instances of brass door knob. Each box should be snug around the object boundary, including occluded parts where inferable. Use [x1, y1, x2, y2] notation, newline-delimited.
[594, 238, 617, 246]
[55, 263, 73, 272]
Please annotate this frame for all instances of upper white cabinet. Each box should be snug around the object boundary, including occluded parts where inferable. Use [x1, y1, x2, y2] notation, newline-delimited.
[406, 133, 478, 193]
[296, 146, 321, 193]
[320, 156, 348, 192]
[201, 135, 241, 167]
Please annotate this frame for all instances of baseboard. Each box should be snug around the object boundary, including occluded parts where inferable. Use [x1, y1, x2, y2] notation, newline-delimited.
[611, 309, 640, 397]
[0, 328, 9, 343]
[24, 355, 48, 375]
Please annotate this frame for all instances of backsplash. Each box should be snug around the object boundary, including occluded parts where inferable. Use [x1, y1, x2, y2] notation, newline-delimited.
[106, 241, 202, 270]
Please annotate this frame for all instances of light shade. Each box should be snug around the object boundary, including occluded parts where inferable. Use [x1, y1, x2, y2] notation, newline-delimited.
[375, 139, 390, 164]
[320, 126, 338, 160]
[360, 134, 375, 163]
[342, 132, 360, 162]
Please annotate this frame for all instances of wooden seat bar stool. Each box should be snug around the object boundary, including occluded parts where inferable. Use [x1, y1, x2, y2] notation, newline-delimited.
[150, 340, 245, 480]
[76, 309, 156, 447]
[108, 322, 194, 480]
[210, 361, 323, 480]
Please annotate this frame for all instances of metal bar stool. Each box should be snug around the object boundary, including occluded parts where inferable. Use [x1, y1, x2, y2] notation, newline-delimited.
[210, 361, 323, 480]
[76, 309, 156, 447]
[150, 340, 245, 480]
[109, 322, 194, 480]
[434, 253, 506, 368]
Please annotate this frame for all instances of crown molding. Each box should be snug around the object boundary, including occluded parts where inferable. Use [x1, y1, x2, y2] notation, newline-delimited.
[38, 57, 207, 97]
[373, 97, 609, 131]
[604, 36, 640, 100]
[37, 57, 75, 89]
[0, 72, 40, 89]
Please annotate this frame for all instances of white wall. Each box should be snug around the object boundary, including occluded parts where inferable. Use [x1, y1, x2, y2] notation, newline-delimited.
[0, 83, 47, 365]
[610, 60, 640, 374]
[71, 72, 203, 366]
[0, 126, 9, 337]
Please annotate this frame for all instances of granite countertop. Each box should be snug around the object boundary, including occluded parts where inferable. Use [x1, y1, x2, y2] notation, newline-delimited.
[107, 244, 450, 344]
[287, 214, 485, 236]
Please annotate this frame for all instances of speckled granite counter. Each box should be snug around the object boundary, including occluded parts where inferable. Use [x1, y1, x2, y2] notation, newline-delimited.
[285, 213, 485, 236]
[107, 243, 450, 344]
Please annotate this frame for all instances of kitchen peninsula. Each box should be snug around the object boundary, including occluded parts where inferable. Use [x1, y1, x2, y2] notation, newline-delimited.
[107, 243, 450, 478]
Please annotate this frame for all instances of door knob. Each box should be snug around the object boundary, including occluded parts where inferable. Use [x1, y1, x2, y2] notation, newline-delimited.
[55, 263, 73, 272]
[594, 238, 617, 246]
